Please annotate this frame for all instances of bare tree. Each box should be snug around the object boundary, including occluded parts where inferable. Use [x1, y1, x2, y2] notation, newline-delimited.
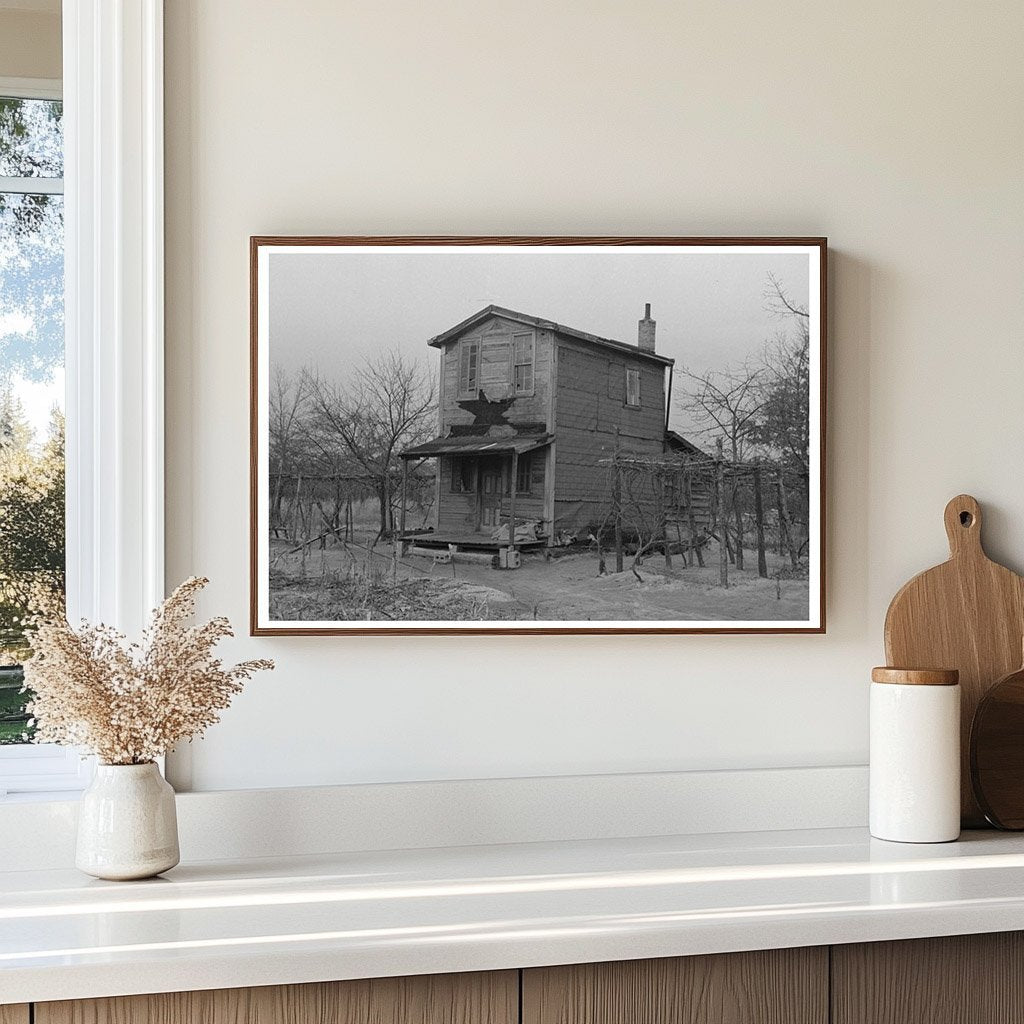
[758, 329, 811, 475]
[759, 272, 811, 475]
[677, 362, 766, 570]
[303, 350, 436, 542]
[268, 370, 311, 535]
[764, 271, 810, 327]
[759, 273, 812, 565]
[673, 273, 811, 576]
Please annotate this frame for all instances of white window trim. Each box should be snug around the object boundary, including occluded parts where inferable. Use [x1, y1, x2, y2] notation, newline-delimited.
[0, 2, 165, 797]
[0, 77, 64, 196]
[0, 175, 64, 195]
[0, 76, 62, 101]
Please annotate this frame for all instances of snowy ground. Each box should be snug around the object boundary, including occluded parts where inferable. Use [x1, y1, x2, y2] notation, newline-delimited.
[269, 537, 809, 623]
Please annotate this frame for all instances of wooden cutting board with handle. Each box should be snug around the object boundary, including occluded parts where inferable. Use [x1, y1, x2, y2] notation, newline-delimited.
[884, 494, 1024, 826]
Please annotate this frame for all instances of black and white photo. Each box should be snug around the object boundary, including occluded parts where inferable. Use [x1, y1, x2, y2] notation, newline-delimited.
[251, 238, 825, 634]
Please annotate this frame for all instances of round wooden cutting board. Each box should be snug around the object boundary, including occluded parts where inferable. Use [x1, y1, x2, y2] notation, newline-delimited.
[884, 494, 1024, 827]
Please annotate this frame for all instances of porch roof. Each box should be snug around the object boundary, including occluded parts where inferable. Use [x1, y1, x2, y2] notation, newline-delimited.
[400, 432, 552, 459]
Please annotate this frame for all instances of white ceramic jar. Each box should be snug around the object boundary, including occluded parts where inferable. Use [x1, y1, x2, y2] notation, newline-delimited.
[870, 667, 961, 843]
[76, 762, 180, 880]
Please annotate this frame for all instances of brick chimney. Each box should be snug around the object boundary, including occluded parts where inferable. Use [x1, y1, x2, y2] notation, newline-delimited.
[638, 303, 656, 353]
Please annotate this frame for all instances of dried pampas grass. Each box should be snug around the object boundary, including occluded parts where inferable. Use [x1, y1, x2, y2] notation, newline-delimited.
[23, 577, 273, 765]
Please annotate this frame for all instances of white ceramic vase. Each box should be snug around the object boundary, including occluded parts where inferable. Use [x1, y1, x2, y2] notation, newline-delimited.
[76, 762, 180, 880]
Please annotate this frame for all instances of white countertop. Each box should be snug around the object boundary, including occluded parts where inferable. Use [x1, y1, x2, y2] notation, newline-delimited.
[4, 826, 1024, 1004]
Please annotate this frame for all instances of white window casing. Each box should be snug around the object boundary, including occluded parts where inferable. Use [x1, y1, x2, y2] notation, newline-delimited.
[63, 0, 164, 635]
[0, 1, 165, 797]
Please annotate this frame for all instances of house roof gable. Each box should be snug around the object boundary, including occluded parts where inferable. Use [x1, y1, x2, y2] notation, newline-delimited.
[427, 304, 674, 366]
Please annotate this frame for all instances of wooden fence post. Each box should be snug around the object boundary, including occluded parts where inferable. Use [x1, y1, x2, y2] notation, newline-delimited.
[509, 449, 519, 553]
[659, 472, 672, 569]
[684, 466, 704, 568]
[398, 458, 409, 556]
[716, 439, 728, 588]
[776, 470, 799, 570]
[613, 430, 624, 574]
[732, 467, 745, 571]
[754, 459, 768, 578]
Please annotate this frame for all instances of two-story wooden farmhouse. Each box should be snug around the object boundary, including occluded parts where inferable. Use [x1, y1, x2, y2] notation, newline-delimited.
[400, 304, 706, 551]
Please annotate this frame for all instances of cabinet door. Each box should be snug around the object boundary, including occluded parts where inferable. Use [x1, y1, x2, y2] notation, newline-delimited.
[36, 971, 517, 1024]
[832, 932, 1024, 1024]
[0, 1007, 29, 1024]
[523, 949, 828, 1024]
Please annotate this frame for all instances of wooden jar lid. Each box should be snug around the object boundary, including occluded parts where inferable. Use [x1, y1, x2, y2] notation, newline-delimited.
[871, 667, 960, 686]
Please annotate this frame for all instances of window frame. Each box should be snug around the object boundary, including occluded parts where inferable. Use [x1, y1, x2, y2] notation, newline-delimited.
[0, 0, 166, 797]
[457, 337, 480, 398]
[449, 457, 477, 494]
[625, 366, 641, 408]
[0, 76, 85, 795]
[515, 453, 532, 495]
[513, 331, 535, 396]
[479, 336, 512, 390]
[0, 76, 64, 193]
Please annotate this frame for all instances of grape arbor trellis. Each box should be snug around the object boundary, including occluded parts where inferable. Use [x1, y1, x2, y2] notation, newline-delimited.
[597, 447, 805, 587]
[269, 468, 434, 553]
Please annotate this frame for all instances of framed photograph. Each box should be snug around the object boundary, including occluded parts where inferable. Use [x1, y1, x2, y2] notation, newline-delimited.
[251, 237, 826, 635]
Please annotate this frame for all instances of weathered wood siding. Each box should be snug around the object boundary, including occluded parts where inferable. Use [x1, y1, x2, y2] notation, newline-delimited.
[430, 315, 555, 535]
[553, 337, 666, 534]
[438, 316, 554, 431]
[436, 455, 548, 535]
[437, 458, 478, 533]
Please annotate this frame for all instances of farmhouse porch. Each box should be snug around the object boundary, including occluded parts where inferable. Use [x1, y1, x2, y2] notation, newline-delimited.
[398, 432, 552, 555]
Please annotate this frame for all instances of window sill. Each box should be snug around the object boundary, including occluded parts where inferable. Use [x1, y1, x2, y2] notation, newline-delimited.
[0, 789, 85, 804]
[0, 745, 93, 798]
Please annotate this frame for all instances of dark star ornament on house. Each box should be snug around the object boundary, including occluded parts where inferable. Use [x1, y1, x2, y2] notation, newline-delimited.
[456, 392, 515, 428]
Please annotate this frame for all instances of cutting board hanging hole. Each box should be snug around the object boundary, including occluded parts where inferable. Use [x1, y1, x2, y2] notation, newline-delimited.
[944, 494, 983, 555]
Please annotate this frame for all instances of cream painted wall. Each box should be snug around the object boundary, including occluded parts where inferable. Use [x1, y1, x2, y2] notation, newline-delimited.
[0, 8, 60, 80]
[164, 0, 1024, 791]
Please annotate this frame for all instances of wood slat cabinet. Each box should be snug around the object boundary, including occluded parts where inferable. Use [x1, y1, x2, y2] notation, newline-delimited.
[522, 948, 828, 1024]
[15, 933, 1024, 1024]
[831, 932, 1024, 1024]
[34, 971, 517, 1024]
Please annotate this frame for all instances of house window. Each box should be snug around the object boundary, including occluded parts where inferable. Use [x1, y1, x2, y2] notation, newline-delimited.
[516, 454, 532, 494]
[513, 332, 534, 395]
[450, 458, 476, 493]
[0, 92, 65, 749]
[459, 339, 479, 397]
[516, 452, 545, 494]
[625, 367, 641, 408]
[479, 338, 511, 388]
[458, 331, 530, 397]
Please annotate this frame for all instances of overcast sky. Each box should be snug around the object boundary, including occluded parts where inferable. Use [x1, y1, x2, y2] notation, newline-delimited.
[268, 247, 810, 434]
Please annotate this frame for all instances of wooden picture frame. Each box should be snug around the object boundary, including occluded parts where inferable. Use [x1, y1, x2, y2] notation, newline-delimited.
[251, 236, 826, 635]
